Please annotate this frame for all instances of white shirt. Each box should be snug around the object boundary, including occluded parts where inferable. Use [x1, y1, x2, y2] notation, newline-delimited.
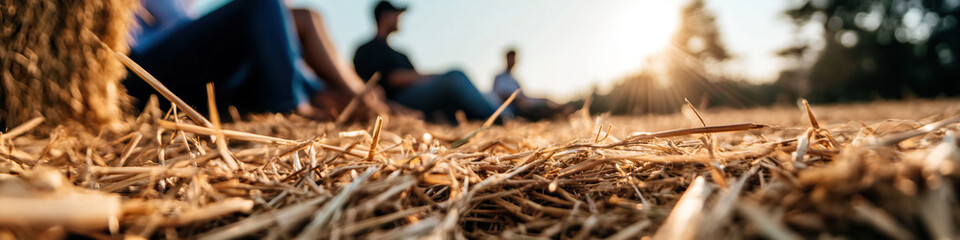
[493, 71, 521, 101]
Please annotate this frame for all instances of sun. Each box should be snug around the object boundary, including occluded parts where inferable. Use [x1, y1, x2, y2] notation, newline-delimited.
[608, 1, 680, 57]
[589, 1, 681, 92]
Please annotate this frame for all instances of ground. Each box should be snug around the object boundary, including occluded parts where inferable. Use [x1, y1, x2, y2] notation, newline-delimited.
[1, 98, 960, 239]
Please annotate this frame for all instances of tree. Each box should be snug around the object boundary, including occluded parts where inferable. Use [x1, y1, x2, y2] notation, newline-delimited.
[672, 0, 730, 62]
[781, 0, 960, 102]
[662, 0, 745, 111]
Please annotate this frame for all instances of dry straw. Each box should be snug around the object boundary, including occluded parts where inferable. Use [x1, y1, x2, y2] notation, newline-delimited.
[2, 81, 959, 239]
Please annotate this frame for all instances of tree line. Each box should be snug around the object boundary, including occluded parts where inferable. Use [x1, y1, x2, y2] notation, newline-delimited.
[590, 0, 960, 115]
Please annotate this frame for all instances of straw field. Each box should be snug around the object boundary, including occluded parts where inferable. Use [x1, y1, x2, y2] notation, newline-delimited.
[1, 93, 959, 239]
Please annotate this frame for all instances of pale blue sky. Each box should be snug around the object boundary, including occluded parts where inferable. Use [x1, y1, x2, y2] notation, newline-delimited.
[192, 0, 802, 101]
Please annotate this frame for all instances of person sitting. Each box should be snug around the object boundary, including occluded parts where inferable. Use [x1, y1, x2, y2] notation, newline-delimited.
[125, 0, 386, 121]
[352, 1, 509, 124]
[493, 49, 573, 121]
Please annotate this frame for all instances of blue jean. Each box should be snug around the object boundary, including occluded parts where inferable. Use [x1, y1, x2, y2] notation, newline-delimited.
[392, 70, 511, 124]
[124, 0, 322, 114]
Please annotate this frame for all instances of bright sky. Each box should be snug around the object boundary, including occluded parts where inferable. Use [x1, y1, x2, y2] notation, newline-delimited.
[192, 0, 801, 102]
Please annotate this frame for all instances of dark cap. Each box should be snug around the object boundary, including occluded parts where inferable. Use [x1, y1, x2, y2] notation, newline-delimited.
[374, 1, 407, 22]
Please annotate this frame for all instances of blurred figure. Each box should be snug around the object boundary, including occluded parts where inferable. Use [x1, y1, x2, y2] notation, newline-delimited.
[493, 50, 573, 121]
[353, 1, 508, 124]
[125, 0, 386, 121]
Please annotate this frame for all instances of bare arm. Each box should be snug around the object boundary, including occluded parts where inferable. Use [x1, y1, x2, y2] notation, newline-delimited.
[291, 9, 366, 95]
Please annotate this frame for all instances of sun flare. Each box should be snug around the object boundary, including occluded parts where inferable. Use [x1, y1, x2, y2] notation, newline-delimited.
[589, 1, 681, 93]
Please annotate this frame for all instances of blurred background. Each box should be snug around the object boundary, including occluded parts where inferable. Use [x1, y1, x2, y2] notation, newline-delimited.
[190, 0, 960, 115]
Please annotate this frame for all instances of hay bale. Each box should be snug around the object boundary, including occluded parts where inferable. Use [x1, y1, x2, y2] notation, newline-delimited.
[1, 0, 137, 130]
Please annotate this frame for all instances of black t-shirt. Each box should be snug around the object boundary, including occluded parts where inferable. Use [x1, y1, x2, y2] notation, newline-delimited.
[353, 37, 416, 96]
